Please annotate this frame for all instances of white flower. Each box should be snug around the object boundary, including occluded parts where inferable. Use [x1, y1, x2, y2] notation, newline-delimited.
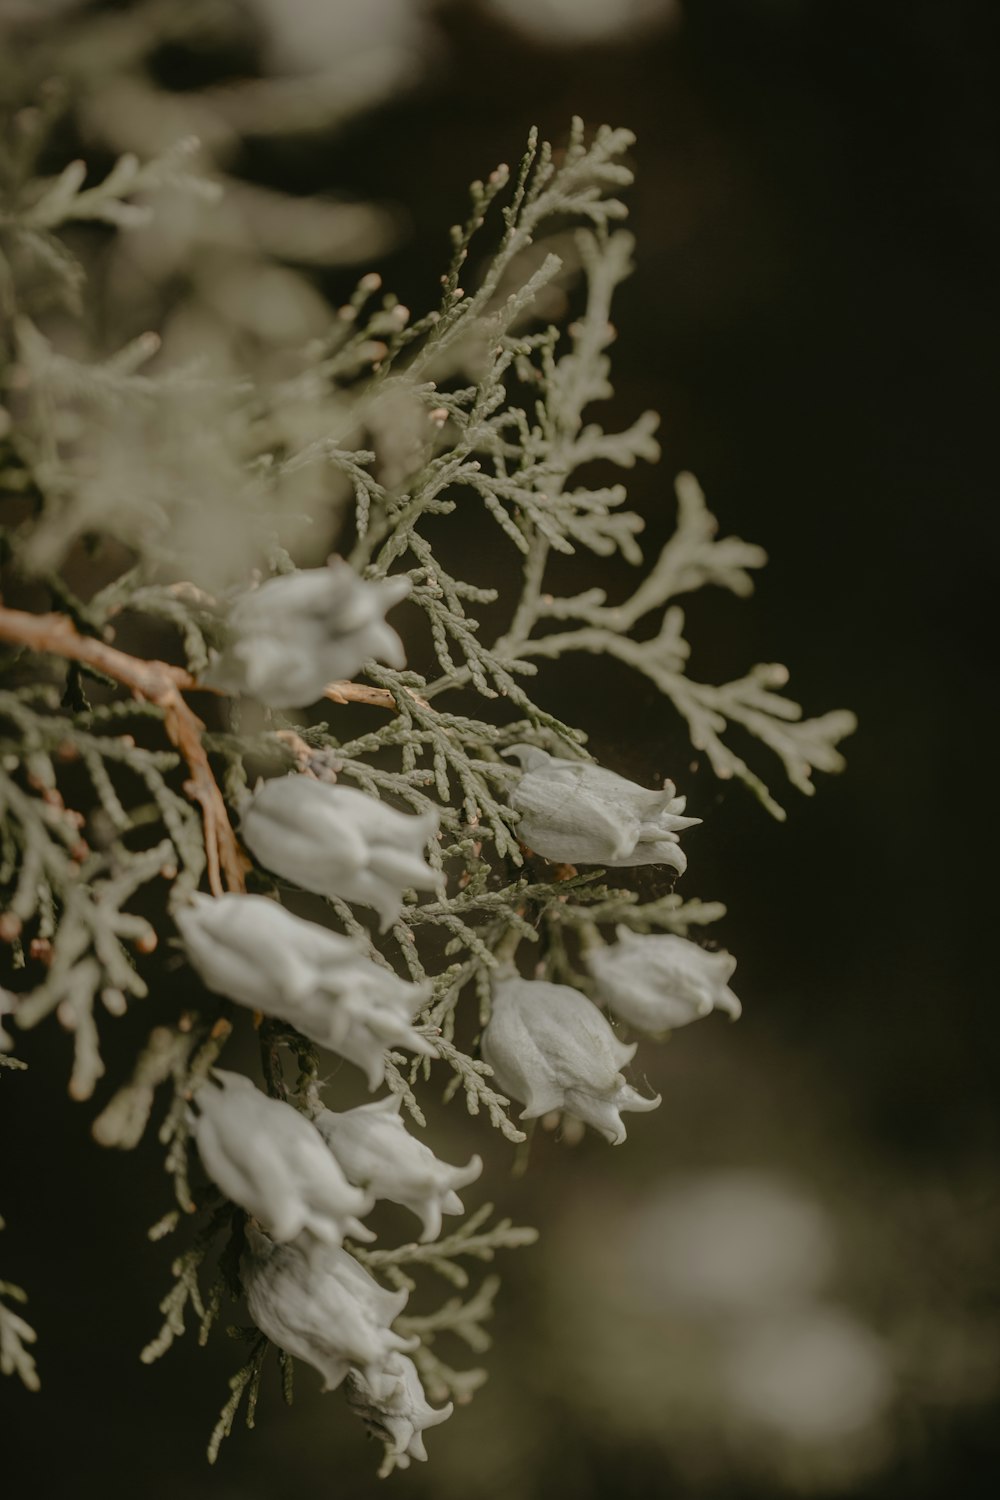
[347, 1353, 453, 1475]
[505, 745, 700, 873]
[481, 972, 660, 1145]
[205, 560, 410, 709]
[315, 1095, 482, 1243]
[587, 927, 741, 1033]
[242, 1226, 415, 1392]
[174, 893, 435, 1088]
[241, 775, 441, 932]
[190, 1070, 374, 1246]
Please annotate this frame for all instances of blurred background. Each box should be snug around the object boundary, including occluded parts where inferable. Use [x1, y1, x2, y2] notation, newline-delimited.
[1, 1, 997, 1495]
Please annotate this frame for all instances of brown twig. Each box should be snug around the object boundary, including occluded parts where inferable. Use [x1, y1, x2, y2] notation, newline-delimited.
[0, 605, 247, 896]
[324, 679, 432, 712]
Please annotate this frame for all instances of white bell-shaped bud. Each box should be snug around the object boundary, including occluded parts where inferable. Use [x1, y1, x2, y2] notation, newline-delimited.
[482, 973, 660, 1145]
[506, 745, 700, 873]
[316, 1095, 482, 1242]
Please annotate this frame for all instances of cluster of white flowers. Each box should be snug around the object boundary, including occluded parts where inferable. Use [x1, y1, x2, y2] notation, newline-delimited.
[168, 555, 742, 1467]
[164, 561, 470, 1468]
[482, 745, 742, 1142]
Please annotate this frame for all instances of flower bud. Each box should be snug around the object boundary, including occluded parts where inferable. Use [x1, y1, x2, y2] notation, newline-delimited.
[482, 972, 660, 1145]
[587, 927, 741, 1033]
[315, 1095, 482, 1243]
[347, 1353, 452, 1475]
[190, 1071, 374, 1246]
[174, 894, 435, 1088]
[242, 1227, 415, 1392]
[205, 561, 410, 708]
[505, 745, 700, 873]
[241, 775, 440, 932]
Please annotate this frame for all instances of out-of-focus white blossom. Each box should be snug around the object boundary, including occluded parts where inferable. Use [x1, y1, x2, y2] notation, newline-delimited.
[190, 1071, 373, 1246]
[347, 1352, 453, 1475]
[242, 1226, 414, 1392]
[484, 0, 680, 47]
[482, 972, 660, 1145]
[506, 745, 699, 873]
[625, 1172, 836, 1313]
[204, 561, 410, 708]
[0, 987, 16, 1050]
[240, 774, 440, 931]
[315, 1095, 482, 1243]
[722, 1305, 893, 1442]
[174, 893, 434, 1088]
[587, 926, 741, 1033]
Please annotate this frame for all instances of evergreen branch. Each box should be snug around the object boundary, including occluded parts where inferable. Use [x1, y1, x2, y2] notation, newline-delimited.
[141, 1198, 235, 1368]
[11, 840, 173, 1099]
[17, 137, 218, 233]
[396, 1277, 502, 1403]
[0, 1279, 39, 1392]
[0, 605, 247, 893]
[0, 1211, 39, 1392]
[356, 1204, 537, 1290]
[429, 1035, 526, 1143]
[207, 1334, 268, 1465]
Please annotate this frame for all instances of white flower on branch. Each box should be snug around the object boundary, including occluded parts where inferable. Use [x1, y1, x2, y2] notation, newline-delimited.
[347, 1352, 453, 1476]
[587, 926, 742, 1033]
[505, 745, 700, 873]
[481, 972, 660, 1145]
[189, 1071, 374, 1247]
[315, 1095, 482, 1243]
[242, 1226, 415, 1392]
[241, 774, 441, 931]
[174, 893, 435, 1087]
[204, 561, 410, 709]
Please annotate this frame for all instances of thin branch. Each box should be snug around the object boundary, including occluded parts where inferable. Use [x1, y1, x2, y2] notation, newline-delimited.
[324, 679, 432, 712]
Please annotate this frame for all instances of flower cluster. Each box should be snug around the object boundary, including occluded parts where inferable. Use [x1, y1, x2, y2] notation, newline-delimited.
[481, 752, 742, 1143]
[0, 105, 855, 1481]
[170, 567, 464, 1469]
[171, 565, 742, 1460]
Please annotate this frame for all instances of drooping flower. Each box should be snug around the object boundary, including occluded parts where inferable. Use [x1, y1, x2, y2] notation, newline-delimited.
[347, 1353, 453, 1475]
[315, 1095, 482, 1243]
[481, 972, 660, 1145]
[189, 1071, 374, 1246]
[587, 926, 741, 1033]
[174, 893, 435, 1088]
[241, 775, 440, 932]
[505, 745, 700, 873]
[204, 560, 410, 709]
[242, 1226, 415, 1392]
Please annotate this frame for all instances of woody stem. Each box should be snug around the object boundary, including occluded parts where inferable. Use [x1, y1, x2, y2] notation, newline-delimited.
[0, 604, 247, 895]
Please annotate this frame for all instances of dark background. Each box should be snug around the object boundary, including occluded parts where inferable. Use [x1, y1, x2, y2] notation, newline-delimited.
[2, 1, 998, 1495]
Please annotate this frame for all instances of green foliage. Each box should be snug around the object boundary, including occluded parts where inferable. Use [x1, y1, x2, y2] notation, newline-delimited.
[0, 1214, 39, 1392]
[0, 70, 855, 1470]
